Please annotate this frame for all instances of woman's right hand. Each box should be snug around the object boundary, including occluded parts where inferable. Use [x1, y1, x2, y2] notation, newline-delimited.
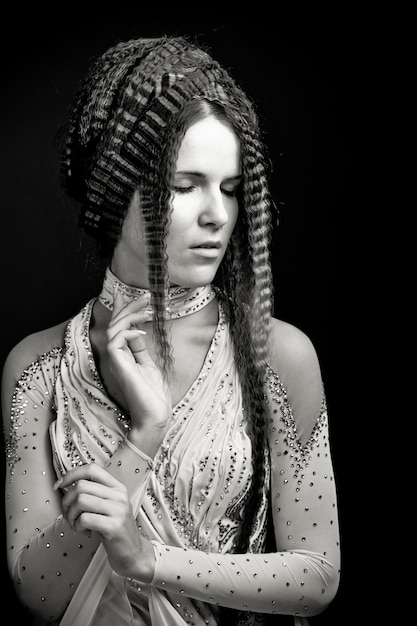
[106, 288, 172, 440]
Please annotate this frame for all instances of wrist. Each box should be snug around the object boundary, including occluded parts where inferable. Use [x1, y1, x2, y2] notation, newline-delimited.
[127, 422, 167, 458]
[130, 536, 156, 584]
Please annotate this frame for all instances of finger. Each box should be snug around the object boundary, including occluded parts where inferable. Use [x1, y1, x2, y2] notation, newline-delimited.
[107, 310, 151, 341]
[111, 286, 125, 317]
[53, 462, 118, 491]
[65, 493, 119, 529]
[110, 289, 152, 325]
[128, 331, 153, 365]
[107, 328, 146, 353]
[73, 510, 122, 537]
[61, 477, 112, 509]
[107, 328, 152, 367]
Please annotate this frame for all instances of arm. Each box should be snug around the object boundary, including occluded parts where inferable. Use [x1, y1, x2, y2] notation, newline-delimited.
[1, 340, 101, 622]
[48, 292, 173, 589]
[134, 321, 340, 618]
[1, 334, 155, 622]
[57, 312, 340, 618]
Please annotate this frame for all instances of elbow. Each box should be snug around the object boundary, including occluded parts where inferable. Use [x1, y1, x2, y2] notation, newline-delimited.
[10, 559, 67, 624]
[303, 567, 340, 617]
[12, 583, 66, 624]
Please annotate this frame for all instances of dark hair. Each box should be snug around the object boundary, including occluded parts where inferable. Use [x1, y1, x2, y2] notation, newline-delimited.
[59, 36, 276, 624]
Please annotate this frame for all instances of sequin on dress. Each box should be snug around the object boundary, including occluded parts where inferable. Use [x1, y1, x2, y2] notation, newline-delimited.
[4, 299, 340, 625]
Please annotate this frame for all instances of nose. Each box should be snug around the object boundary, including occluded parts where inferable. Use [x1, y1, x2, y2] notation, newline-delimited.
[198, 188, 229, 229]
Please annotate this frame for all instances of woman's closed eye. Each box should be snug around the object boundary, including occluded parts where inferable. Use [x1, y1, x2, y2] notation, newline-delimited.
[221, 185, 239, 197]
[173, 185, 195, 194]
[173, 185, 239, 197]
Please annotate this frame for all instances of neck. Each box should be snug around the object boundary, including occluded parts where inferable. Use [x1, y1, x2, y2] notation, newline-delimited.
[98, 266, 216, 320]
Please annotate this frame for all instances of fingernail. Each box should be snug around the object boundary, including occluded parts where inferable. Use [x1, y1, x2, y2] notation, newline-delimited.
[53, 478, 63, 490]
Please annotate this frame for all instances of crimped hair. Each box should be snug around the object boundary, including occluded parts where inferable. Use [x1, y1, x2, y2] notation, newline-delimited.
[59, 35, 276, 624]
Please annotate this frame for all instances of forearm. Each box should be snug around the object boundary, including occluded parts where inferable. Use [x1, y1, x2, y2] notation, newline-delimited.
[12, 429, 154, 620]
[105, 435, 153, 501]
[10, 514, 100, 622]
[7, 431, 154, 621]
[148, 542, 339, 617]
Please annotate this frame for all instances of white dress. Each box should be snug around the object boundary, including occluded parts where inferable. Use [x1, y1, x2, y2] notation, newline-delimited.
[4, 299, 339, 625]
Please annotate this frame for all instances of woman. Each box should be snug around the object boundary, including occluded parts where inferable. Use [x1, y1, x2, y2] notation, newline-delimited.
[1, 36, 340, 625]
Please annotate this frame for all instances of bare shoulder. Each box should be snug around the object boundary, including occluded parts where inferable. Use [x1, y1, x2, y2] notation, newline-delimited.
[1, 321, 68, 419]
[3, 321, 68, 376]
[267, 317, 325, 439]
[2, 321, 69, 381]
[268, 317, 321, 382]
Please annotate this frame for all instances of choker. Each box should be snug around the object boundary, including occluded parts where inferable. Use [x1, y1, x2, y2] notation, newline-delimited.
[98, 267, 216, 319]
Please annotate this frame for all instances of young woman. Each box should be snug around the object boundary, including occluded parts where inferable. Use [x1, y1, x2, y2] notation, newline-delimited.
[1, 36, 340, 625]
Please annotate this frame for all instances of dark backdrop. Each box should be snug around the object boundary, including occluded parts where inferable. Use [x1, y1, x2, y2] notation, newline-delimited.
[0, 13, 372, 625]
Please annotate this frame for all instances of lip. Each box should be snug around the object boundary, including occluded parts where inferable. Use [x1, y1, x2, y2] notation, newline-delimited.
[191, 240, 222, 250]
[190, 246, 221, 259]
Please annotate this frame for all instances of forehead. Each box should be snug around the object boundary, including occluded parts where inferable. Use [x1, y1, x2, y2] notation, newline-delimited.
[176, 116, 241, 171]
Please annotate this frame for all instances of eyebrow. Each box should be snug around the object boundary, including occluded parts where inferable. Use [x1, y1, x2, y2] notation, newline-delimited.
[175, 171, 242, 182]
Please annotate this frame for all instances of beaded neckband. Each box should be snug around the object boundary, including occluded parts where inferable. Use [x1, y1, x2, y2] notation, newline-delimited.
[98, 266, 216, 319]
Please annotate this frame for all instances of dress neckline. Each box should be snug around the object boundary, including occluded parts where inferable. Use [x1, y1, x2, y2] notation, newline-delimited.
[98, 266, 216, 320]
[79, 298, 226, 426]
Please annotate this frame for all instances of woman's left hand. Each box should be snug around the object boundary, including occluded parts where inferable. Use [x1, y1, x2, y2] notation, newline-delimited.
[55, 463, 154, 581]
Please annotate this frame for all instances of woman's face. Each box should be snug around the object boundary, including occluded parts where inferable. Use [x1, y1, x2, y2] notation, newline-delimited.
[113, 115, 241, 288]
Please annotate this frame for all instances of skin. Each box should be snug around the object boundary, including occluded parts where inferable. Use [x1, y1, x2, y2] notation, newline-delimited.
[54, 115, 242, 583]
[111, 115, 242, 289]
[2, 112, 339, 621]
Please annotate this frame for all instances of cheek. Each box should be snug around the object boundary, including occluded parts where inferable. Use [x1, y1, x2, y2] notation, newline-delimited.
[165, 219, 187, 259]
[166, 200, 195, 242]
[226, 204, 239, 236]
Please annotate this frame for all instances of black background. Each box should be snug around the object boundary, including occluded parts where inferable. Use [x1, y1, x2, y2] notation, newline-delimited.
[0, 11, 376, 625]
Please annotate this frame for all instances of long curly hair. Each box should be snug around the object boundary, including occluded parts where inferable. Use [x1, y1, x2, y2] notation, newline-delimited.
[59, 35, 277, 625]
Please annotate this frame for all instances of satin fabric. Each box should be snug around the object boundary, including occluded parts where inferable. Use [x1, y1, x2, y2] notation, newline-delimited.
[52, 300, 270, 625]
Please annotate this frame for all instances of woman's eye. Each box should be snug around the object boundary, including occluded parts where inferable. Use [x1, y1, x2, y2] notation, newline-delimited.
[221, 187, 238, 197]
[173, 186, 194, 194]
[173, 184, 239, 197]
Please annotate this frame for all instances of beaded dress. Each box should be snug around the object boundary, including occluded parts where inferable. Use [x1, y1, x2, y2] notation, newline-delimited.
[4, 284, 340, 625]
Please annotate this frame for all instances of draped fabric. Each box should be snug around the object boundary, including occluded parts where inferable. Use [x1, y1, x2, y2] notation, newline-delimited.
[51, 299, 269, 625]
